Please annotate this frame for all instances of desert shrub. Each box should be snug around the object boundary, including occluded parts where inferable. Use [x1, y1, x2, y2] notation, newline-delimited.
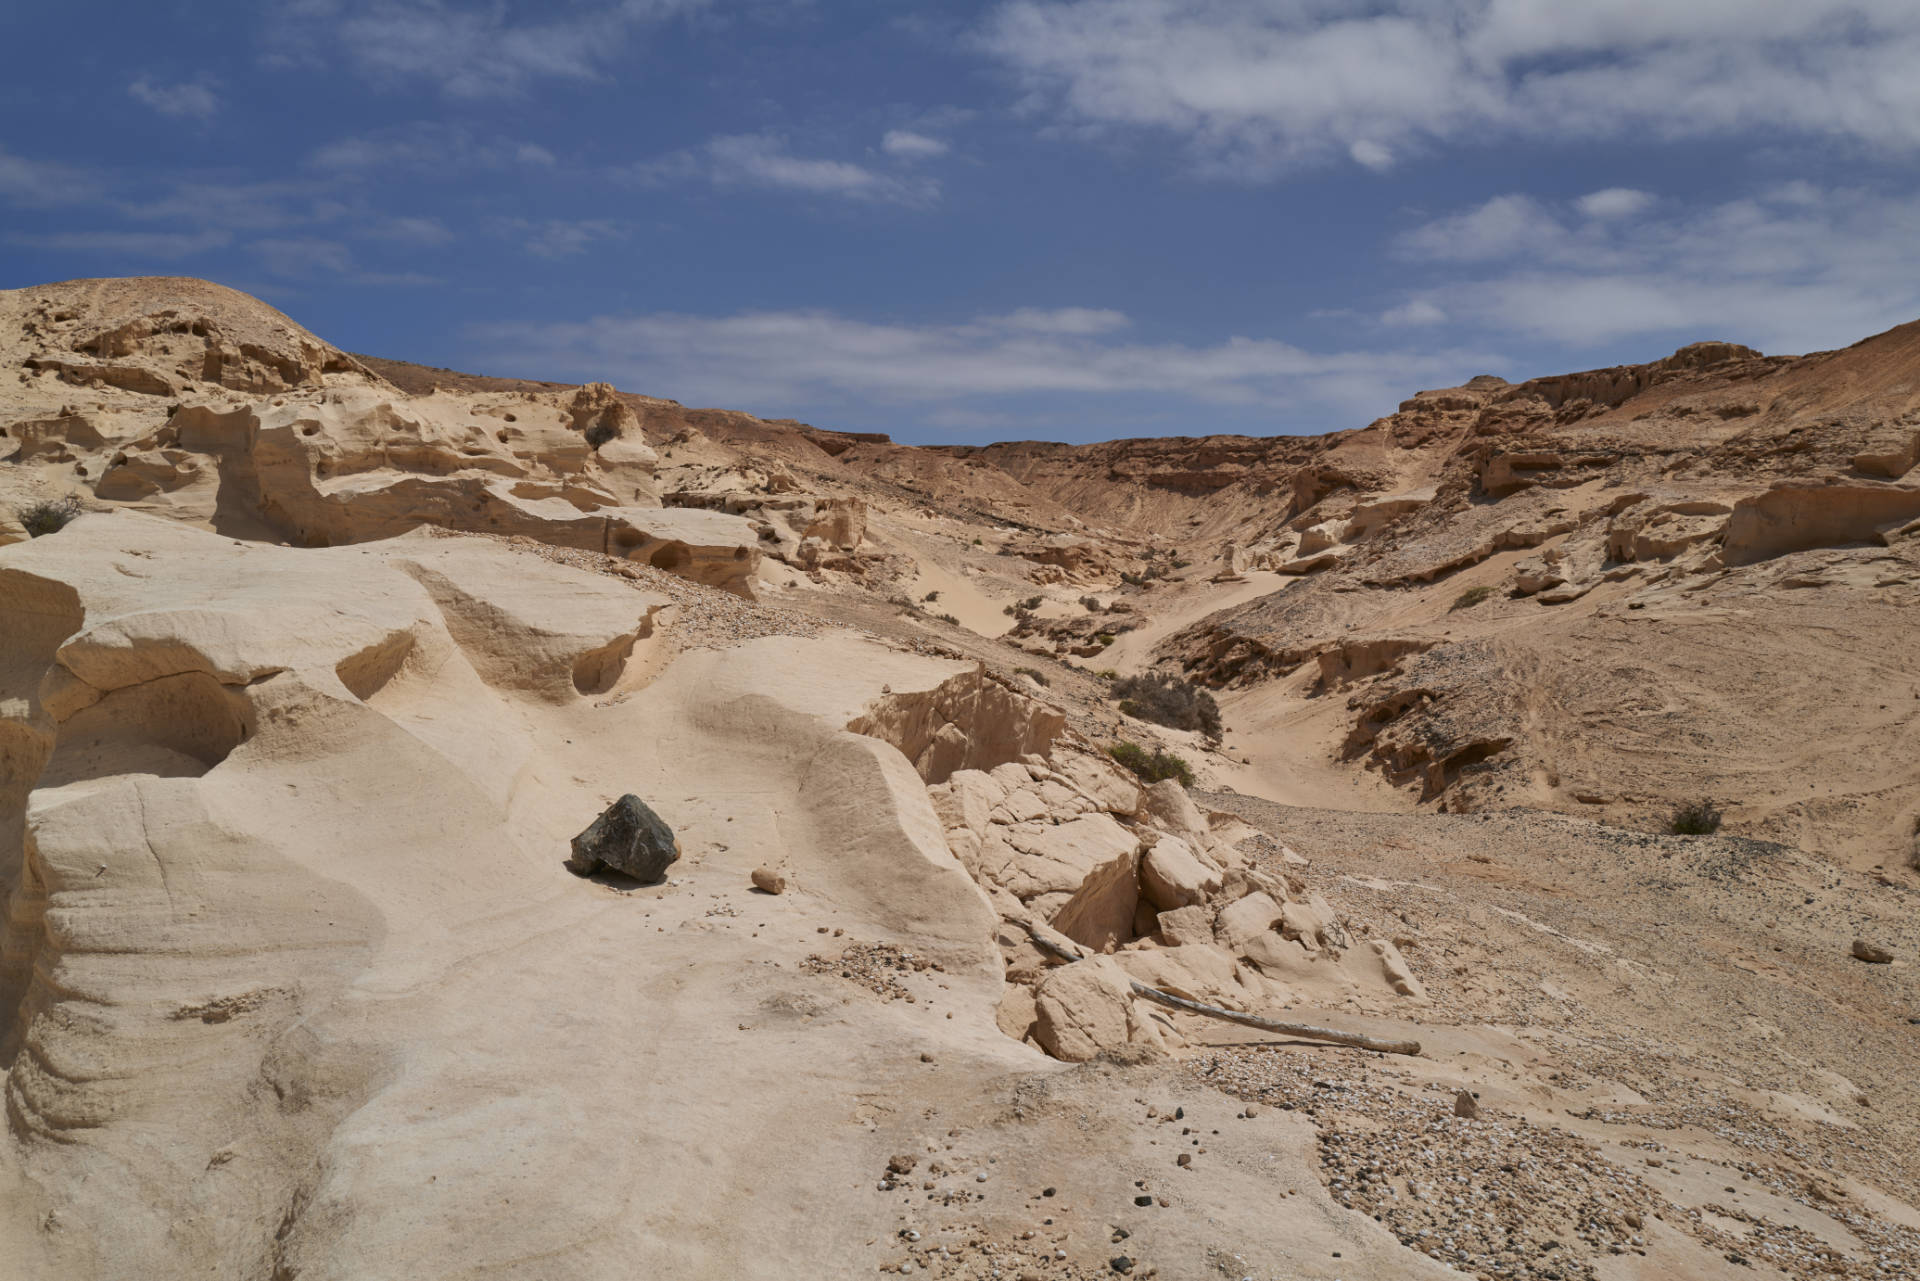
[18, 496, 82, 538]
[923, 590, 941, 602]
[1095, 669, 1118, 681]
[972, 537, 982, 545]
[1108, 740, 1194, 788]
[1670, 800, 1723, 836]
[1080, 595, 1102, 611]
[1021, 595, 1042, 610]
[1095, 633, 1116, 647]
[1120, 571, 1146, 587]
[1450, 585, 1496, 611]
[583, 421, 619, 448]
[933, 612, 959, 625]
[1109, 671, 1221, 737]
[1014, 666, 1050, 687]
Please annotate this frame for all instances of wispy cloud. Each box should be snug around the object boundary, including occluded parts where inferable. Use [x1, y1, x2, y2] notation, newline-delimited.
[9, 229, 233, 259]
[501, 218, 628, 259]
[1576, 188, 1655, 220]
[881, 130, 950, 160]
[308, 123, 558, 176]
[0, 146, 102, 207]
[1380, 299, 1446, 327]
[634, 132, 942, 206]
[983, 1, 1920, 174]
[1386, 184, 1920, 353]
[251, 236, 437, 286]
[472, 305, 1498, 423]
[268, 0, 711, 99]
[128, 78, 220, 120]
[363, 216, 456, 246]
[123, 179, 348, 231]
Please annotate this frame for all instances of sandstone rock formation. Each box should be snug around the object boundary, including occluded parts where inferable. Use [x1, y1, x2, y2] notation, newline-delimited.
[6, 277, 1920, 1281]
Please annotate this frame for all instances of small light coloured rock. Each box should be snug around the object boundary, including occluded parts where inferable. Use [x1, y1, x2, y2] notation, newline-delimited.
[751, 865, 786, 894]
[1453, 1089, 1479, 1118]
[1852, 938, 1894, 964]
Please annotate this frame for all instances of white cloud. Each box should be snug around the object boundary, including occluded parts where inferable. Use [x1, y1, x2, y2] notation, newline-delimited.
[308, 123, 558, 176]
[1381, 299, 1447, 327]
[0, 147, 101, 206]
[8, 229, 232, 259]
[1394, 184, 1920, 353]
[470, 305, 1498, 423]
[517, 219, 627, 259]
[990, 307, 1129, 334]
[364, 216, 456, 246]
[250, 237, 436, 285]
[1576, 187, 1654, 220]
[636, 133, 941, 206]
[1395, 194, 1566, 263]
[128, 78, 220, 120]
[882, 130, 950, 160]
[1348, 140, 1393, 172]
[269, 0, 711, 99]
[982, 1, 1920, 173]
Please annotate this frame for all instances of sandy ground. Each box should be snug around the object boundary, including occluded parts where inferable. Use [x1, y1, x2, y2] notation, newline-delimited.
[1099, 572, 1291, 675]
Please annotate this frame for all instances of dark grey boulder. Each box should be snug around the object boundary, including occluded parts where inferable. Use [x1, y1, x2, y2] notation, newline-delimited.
[566, 795, 680, 882]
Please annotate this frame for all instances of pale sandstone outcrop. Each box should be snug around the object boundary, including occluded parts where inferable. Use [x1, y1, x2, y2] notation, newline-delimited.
[1140, 835, 1222, 909]
[849, 667, 1067, 784]
[1, 510, 1012, 1277]
[1154, 904, 1216, 946]
[1031, 955, 1167, 1062]
[1215, 891, 1288, 952]
[1723, 481, 1920, 565]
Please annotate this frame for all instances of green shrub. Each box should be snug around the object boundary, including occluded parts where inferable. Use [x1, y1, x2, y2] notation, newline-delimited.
[923, 590, 941, 602]
[18, 496, 82, 538]
[1014, 666, 1050, 687]
[933, 612, 959, 625]
[1108, 741, 1194, 787]
[1080, 595, 1102, 611]
[1110, 671, 1221, 736]
[1450, 585, 1496, 611]
[1021, 595, 1042, 610]
[1670, 800, 1723, 836]
[1120, 571, 1147, 587]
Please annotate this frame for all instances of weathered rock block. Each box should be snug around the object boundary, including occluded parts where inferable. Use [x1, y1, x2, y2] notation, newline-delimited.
[565, 795, 680, 882]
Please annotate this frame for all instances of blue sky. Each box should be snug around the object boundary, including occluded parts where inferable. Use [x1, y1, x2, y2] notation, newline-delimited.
[6, 1, 1920, 444]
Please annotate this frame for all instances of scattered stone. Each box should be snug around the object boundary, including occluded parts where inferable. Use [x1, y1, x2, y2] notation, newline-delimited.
[1852, 938, 1894, 964]
[751, 865, 787, 894]
[565, 795, 680, 882]
[1454, 1088, 1480, 1119]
